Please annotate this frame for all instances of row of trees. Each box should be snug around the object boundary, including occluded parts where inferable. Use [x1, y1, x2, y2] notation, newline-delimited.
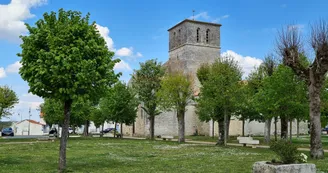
[15, 8, 328, 172]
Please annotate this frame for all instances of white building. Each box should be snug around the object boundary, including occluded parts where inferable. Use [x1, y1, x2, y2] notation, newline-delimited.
[12, 119, 46, 135]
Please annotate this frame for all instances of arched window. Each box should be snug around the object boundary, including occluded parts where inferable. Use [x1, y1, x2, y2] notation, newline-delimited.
[197, 28, 200, 42]
[206, 29, 210, 43]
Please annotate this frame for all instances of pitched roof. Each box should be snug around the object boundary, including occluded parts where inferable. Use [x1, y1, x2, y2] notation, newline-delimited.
[16, 119, 45, 126]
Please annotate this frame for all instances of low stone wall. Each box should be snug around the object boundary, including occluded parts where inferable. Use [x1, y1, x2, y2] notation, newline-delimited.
[253, 161, 316, 173]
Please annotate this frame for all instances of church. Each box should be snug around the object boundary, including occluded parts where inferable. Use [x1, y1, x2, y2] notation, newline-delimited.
[123, 19, 308, 137]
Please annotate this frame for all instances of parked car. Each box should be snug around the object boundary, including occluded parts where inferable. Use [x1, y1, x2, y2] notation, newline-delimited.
[1, 127, 14, 136]
[49, 128, 58, 137]
[101, 128, 114, 133]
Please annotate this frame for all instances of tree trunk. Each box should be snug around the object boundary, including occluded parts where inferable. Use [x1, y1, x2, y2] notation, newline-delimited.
[226, 116, 231, 141]
[274, 117, 278, 141]
[281, 116, 288, 139]
[242, 119, 245, 137]
[212, 119, 215, 138]
[308, 75, 324, 159]
[101, 123, 104, 137]
[58, 100, 72, 173]
[72, 126, 76, 134]
[217, 119, 224, 145]
[83, 120, 89, 137]
[149, 116, 155, 140]
[264, 118, 272, 143]
[289, 119, 293, 142]
[297, 119, 300, 138]
[224, 109, 228, 146]
[120, 122, 123, 138]
[114, 122, 117, 138]
[177, 110, 185, 143]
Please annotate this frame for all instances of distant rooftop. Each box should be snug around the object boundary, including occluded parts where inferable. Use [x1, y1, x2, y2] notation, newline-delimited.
[168, 19, 222, 31]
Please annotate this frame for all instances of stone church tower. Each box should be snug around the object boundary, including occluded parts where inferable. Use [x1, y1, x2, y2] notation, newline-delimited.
[126, 19, 222, 137]
[165, 19, 221, 91]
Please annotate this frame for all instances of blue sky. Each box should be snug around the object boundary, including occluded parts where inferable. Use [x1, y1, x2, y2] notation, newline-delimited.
[0, 0, 328, 122]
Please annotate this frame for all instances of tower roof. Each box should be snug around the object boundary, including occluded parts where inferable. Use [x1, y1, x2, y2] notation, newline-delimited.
[168, 19, 222, 31]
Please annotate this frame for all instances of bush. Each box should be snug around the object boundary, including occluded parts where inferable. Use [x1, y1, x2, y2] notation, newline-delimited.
[270, 140, 299, 164]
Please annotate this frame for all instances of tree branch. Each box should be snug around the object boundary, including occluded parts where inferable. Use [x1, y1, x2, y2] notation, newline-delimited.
[277, 26, 309, 81]
[311, 20, 328, 82]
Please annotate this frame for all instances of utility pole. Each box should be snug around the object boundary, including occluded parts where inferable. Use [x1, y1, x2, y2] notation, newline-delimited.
[28, 107, 31, 136]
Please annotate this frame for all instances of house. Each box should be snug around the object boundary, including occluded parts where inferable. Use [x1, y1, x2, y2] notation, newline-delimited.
[12, 119, 46, 135]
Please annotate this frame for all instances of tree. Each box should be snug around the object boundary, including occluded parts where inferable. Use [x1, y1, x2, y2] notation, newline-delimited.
[196, 58, 242, 145]
[42, 98, 99, 134]
[132, 59, 165, 139]
[235, 82, 261, 137]
[255, 65, 308, 141]
[157, 72, 192, 143]
[276, 22, 328, 158]
[100, 81, 138, 137]
[18, 9, 119, 172]
[0, 86, 18, 118]
[259, 56, 277, 144]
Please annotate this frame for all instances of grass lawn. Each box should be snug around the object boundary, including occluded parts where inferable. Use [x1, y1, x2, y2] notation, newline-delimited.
[186, 135, 328, 149]
[0, 138, 327, 173]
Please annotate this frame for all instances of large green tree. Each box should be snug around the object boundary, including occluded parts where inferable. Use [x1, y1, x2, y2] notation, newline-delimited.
[157, 72, 192, 143]
[100, 81, 138, 137]
[255, 65, 308, 140]
[0, 86, 18, 118]
[196, 58, 242, 145]
[132, 59, 165, 139]
[18, 9, 119, 171]
[277, 23, 328, 158]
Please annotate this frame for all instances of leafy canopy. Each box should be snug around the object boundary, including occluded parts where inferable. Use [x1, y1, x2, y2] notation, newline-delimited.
[100, 81, 138, 125]
[157, 72, 193, 113]
[196, 58, 242, 121]
[132, 59, 165, 116]
[0, 86, 19, 118]
[18, 9, 120, 102]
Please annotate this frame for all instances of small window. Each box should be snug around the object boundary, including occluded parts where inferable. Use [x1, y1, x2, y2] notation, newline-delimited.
[174, 32, 176, 37]
[206, 29, 210, 43]
[197, 28, 200, 42]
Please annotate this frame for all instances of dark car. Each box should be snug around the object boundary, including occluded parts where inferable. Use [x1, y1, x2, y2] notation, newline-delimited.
[101, 128, 114, 133]
[1, 127, 14, 136]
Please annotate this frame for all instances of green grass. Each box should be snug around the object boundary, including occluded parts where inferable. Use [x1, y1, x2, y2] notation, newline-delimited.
[0, 138, 327, 173]
[186, 135, 328, 149]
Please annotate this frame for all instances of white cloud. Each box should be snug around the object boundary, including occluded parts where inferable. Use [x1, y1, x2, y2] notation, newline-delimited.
[189, 12, 210, 20]
[0, 67, 6, 78]
[288, 24, 304, 31]
[114, 60, 132, 71]
[136, 52, 143, 57]
[6, 61, 22, 73]
[212, 15, 230, 23]
[17, 93, 43, 109]
[95, 24, 115, 51]
[0, 0, 47, 42]
[189, 12, 229, 23]
[116, 47, 133, 57]
[221, 50, 263, 78]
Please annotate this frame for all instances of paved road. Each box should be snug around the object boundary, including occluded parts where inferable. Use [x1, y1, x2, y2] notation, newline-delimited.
[1, 135, 48, 139]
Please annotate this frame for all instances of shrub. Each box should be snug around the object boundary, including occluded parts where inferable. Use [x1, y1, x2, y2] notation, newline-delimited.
[269, 140, 299, 164]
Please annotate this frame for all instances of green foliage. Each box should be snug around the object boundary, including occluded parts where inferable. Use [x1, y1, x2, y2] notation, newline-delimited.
[0, 86, 19, 118]
[196, 58, 242, 121]
[132, 59, 165, 117]
[320, 78, 328, 127]
[18, 9, 120, 102]
[42, 98, 95, 127]
[156, 72, 193, 113]
[90, 108, 106, 128]
[100, 81, 138, 125]
[270, 140, 299, 164]
[254, 65, 308, 121]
